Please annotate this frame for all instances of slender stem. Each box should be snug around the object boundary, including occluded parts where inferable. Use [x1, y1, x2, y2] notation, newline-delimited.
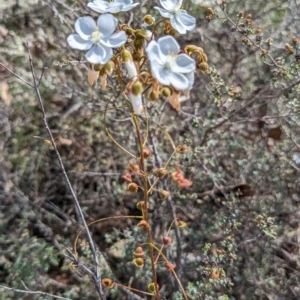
[26, 43, 106, 300]
[132, 114, 161, 300]
[0, 285, 71, 300]
[149, 128, 183, 284]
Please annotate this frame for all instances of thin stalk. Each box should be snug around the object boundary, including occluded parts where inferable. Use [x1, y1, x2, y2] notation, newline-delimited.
[132, 113, 161, 300]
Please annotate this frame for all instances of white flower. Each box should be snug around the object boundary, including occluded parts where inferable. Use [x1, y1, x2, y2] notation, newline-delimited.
[67, 14, 127, 64]
[146, 35, 195, 91]
[125, 60, 138, 78]
[87, 0, 139, 14]
[128, 93, 143, 114]
[154, 0, 196, 34]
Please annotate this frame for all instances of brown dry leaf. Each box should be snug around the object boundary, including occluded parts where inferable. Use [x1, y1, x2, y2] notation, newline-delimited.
[0, 81, 11, 106]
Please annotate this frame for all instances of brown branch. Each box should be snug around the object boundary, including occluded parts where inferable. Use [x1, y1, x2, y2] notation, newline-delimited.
[24, 43, 106, 300]
[0, 285, 71, 300]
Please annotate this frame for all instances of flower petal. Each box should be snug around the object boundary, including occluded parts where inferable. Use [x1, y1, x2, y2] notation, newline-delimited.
[146, 40, 163, 63]
[159, 0, 182, 11]
[169, 72, 189, 90]
[150, 59, 171, 86]
[97, 14, 118, 38]
[121, 2, 139, 11]
[129, 93, 143, 114]
[85, 44, 112, 64]
[154, 6, 172, 18]
[170, 17, 186, 34]
[75, 16, 96, 40]
[67, 34, 93, 50]
[158, 36, 180, 56]
[87, 1, 111, 13]
[177, 10, 196, 31]
[173, 54, 195, 73]
[185, 71, 194, 90]
[101, 31, 127, 48]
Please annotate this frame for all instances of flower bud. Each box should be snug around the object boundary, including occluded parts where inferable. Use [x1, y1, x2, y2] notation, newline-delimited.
[127, 163, 140, 173]
[177, 178, 193, 188]
[178, 220, 187, 228]
[129, 82, 143, 114]
[103, 60, 115, 75]
[198, 62, 209, 72]
[156, 167, 168, 178]
[122, 173, 132, 183]
[285, 43, 294, 54]
[93, 64, 102, 72]
[128, 182, 138, 192]
[142, 148, 151, 159]
[133, 246, 145, 257]
[132, 81, 143, 96]
[148, 90, 159, 101]
[122, 49, 137, 78]
[176, 144, 189, 154]
[161, 87, 171, 97]
[137, 220, 150, 228]
[163, 236, 172, 246]
[134, 38, 143, 50]
[158, 189, 170, 200]
[143, 14, 155, 26]
[147, 283, 156, 293]
[238, 11, 244, 18]
[292, 36, 298, 45]
[102, 278, 114, 288]
[133, 257, 144, 268]
[207, 7, 214, 14]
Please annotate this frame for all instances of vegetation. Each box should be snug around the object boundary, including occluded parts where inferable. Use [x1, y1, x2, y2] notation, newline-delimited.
[0, 0, 300, 299]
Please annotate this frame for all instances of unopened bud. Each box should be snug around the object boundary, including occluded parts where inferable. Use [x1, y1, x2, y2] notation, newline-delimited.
[198, 62, 209, 72]
[127, 163, 140, 173]
[161, 87, 171, 97]
[137, 220, 150, 228]
[103, 60, 115, 75]
[102, 278, 114, 288]
[163, 236, 172, 246]
[133, 246, 145, 257]
[128, 182, 138, 192]
[132, 81, 143, 96]
[122, 48, 133, 62]
[133, 258, 144, 268]
[176, 144, 189, 154]
[158, 189, 170, 200]
[207, 7, 214, 14]
[148, 90, 159, 101]
[143, 14, 155, 26]
[292, 37, 298, 45]
[178, 220, 187, 228]
[134, 38, 143, 50]
[156, 167, 168, 178]
[122, 173, 132, 183]
[142, 148, 151, 159]
[238, 11, 244, 18]
[147, 283, 156, 293]
[177, 178, 193, 188]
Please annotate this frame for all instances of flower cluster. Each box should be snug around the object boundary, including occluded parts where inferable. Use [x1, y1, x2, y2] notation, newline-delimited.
[67, 0, 207, 114]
